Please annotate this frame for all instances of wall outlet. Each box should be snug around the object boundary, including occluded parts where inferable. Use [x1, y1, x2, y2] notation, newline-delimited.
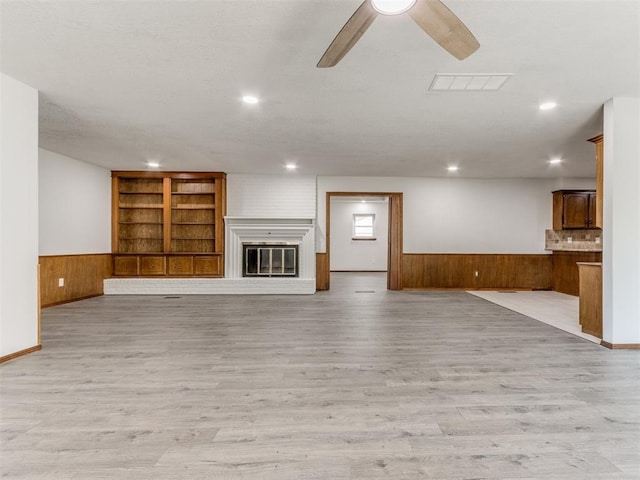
[567, 237, 573, 243]
[475, 271, 479, 277]
[58, 278, 64, 287]
[596, 237, 601, 244]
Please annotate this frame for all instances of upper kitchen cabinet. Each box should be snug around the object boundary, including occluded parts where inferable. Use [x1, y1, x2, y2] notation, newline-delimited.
[552, 190, 598, 230]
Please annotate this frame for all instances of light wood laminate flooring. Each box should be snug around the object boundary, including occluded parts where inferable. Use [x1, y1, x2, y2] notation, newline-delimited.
[469, 290, 601, 344]
[2, 272, 639, 479]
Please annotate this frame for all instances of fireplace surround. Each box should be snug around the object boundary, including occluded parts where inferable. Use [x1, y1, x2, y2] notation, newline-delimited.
[224, 217, 315, 293]
[104, 217, 316, 295]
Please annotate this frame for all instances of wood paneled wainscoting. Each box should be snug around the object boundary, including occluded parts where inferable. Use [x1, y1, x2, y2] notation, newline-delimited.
[402, 254, 553, 290]
[552, 251, 602, 296]
[316, 253, 330, 291]
[39, 254, 112, 308]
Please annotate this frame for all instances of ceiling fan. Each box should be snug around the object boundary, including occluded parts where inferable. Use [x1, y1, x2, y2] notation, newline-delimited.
[317, 0, 479, 68]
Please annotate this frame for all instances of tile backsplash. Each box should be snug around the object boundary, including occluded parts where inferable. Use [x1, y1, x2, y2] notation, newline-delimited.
[545, 229, 602, 251]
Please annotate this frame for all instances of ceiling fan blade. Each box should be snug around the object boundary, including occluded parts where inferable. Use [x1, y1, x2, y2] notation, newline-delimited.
[317, 0, 377, 68]
[408, 0, 479, 60]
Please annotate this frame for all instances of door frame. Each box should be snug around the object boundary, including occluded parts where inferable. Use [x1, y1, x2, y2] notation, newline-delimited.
[319, 192, 403, 290]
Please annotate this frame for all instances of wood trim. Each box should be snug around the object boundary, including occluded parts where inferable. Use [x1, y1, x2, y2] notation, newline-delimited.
[588, 135, 604, 229]
[402, 253, 552, 290]
[387, 193, 403, 290]
[42, 294, 104, 308]
[214, 175, 226, 255]
[39, 254, 113, 308]
[163, 177, 172, 252]
[37, 264, 41, 345]
[112, 171, 226, 179]
[111, 176, 120, 252]
[600, 341, 640, 350]
[316, 253, 330, 291]
[0, 345, 42, 364]
[324, 192, 403, 291]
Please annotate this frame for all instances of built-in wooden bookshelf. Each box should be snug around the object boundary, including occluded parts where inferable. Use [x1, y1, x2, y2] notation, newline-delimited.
[112, 172, 226, 277]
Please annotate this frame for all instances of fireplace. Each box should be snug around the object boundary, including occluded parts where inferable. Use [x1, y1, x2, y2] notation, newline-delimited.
[224, 217, 315, 294]
[243, 243, 298, 277]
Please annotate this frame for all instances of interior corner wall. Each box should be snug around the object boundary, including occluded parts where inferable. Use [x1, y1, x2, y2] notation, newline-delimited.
[0, 74, 39, 357]
[39, 149, 111, 255]
[317, 176, 595, 254]
[226, 174, 316, 219]
[602, 97, 640, 345]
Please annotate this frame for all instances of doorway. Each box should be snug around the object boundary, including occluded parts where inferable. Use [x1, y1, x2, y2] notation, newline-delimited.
[318, 192, 403, 291]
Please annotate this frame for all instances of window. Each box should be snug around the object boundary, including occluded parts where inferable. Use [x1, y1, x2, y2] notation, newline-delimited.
[353, 213, 375, 239]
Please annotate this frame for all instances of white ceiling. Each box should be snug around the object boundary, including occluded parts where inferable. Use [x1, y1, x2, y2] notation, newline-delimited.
[1, 1, 638, 178]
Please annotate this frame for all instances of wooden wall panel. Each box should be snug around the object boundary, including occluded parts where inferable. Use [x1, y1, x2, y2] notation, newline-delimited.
[552, 251, 602, 296]
[316, 253, 329, 291]
[402, 254, 553, 290]
[578, 263, 602, 338]
[387, 194, 403, 290]
[39, 254, 112, 308]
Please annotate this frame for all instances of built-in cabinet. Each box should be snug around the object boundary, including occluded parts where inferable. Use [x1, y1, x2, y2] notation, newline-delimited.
[552, 190, 598, 230]
[112, 172, 226, 276]
[577, 262, 602, 338]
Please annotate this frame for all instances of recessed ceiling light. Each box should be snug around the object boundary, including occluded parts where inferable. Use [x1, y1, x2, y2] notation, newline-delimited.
[539, 101, 557, 111]
[447, 165, 459, 172]
[242, 95, 259, 104]
[285, 163, 297, 171]
[371, 0, 416, 15]
[146, 161, 160, 168]
[548, 158, 562, 165]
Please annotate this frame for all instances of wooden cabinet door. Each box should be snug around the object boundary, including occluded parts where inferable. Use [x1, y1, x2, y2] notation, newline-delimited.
[113, 256, 139, 276]
[562, 193, 589, 228]
[194, 255, 222, 276]
[588, 192, 597, 228]
[167, 256, 194, 275]
[140, 256, 166, 275]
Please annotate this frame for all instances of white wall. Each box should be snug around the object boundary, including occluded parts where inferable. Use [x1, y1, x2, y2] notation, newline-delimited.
[330, 199, 388, 271]
[227, 174, 316, 218]
[317, 176, 595, 254]
[602, 97, 640, 345]
[39, 149, 111, 255]
[0, 74, 39, 357]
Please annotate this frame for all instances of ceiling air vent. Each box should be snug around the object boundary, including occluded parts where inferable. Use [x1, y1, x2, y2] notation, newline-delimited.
[429, 73, 513, 91]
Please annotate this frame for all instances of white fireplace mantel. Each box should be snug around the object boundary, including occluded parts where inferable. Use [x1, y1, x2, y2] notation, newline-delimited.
[224, 217, 316, 293]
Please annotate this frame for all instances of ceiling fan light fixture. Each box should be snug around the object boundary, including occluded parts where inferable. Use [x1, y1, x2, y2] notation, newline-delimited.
[371, 0, 417, 15]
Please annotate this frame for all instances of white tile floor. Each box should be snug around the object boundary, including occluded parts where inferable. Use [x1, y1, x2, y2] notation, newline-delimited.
[468, 290, 602, 344]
